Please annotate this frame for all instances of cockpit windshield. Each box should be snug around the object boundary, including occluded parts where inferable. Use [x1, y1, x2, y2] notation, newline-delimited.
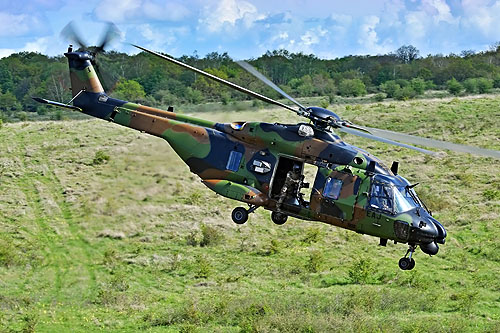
[369, 180, 423, 214]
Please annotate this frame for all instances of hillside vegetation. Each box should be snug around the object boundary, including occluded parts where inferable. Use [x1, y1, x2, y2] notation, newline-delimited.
[1, 44, 500, 123]
[0, 96, 499, 332]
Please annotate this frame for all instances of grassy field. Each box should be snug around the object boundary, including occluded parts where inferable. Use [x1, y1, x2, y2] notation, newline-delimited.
[0, 96, 499, 332]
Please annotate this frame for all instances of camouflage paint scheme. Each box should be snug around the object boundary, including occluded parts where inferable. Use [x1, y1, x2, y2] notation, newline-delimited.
[60, 49, 446, 256]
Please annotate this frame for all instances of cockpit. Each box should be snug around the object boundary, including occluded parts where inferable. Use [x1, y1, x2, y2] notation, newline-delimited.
[369, 175, 426, 215]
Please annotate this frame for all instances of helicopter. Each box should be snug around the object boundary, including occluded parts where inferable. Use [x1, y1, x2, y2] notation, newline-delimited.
[34, 24, 500, 271]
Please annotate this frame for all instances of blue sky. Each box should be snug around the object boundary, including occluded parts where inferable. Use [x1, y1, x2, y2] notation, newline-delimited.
[1, 0, 500, 59]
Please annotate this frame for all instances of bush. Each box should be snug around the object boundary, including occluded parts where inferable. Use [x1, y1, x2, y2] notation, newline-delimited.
[18, 112, 28, 121]
[194, 255, 212, 278]
[199, 223, 222, 247]
[338, 79, 366, 97]
[301, 227, 323, 244]
[0, 118, 3, 128]
[92, 150, 110, 165]
[410, 78, 426, 95]
[305, 250, 324, 273]
[373, 93, 386, 102]
[319, 99, 329, 108]
[447, 78, 463, 95]
[394, 86, 416, 100]
[348, 258, 376, 284]
[477, 78, 493, 93]
[380, 80, 400, 98]
[463, 78, 478, 93]
[493, 74, 500, 88]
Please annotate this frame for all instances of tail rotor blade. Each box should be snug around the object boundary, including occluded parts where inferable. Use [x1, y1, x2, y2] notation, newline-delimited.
[60, 21, 87, 49]
[96, 22, 120, 53]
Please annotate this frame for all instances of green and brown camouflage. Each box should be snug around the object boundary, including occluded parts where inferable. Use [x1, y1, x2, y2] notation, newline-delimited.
[34, 46, 447, 269]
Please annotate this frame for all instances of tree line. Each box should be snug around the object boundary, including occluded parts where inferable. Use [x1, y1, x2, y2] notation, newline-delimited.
[1, 44, 500, 122]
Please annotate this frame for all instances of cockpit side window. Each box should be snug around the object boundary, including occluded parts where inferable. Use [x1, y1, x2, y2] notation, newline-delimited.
[323, 178, 343, 200]
[369, 182, 393, 213]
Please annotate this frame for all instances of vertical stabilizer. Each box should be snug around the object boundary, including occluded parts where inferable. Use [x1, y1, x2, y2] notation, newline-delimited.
[65, 46, 104, 97]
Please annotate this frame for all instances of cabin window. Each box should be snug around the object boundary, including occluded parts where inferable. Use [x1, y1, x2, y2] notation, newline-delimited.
[369, 183, 394, 213]
[323, 178, 343, 200]
[226, 151, 243, 172]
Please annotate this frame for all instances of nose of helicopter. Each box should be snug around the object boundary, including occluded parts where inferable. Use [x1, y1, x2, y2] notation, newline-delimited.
[409, 214, 447, 255]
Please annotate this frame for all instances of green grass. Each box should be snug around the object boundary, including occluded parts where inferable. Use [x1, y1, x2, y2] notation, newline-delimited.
[0, 96, 499, 332]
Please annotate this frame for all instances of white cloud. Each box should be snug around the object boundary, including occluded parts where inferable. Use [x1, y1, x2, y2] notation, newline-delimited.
[199, 0, 266, 33]
[0, 12, 44, 37]
[421, 0, 456, 24]
[136, 24, 189, 50]
[23, 37, 50, 54]
[357, 15, 389, 54]
[0, 48, 16, 59]
[93, 0, 190, 23]
[460, 0, 500, 39]
[0, 37, 52, 58]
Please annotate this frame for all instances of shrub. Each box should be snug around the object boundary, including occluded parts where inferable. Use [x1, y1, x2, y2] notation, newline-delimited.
[410, 78, 426, 95]
[301, 227, 323, 244]
[493, 74, 500, 88]
[477, 78, 493, 93]
[92, 150, 110, 165]
[373, 93, 386, 102]
[447, 78, 463, 95]
[463, 78, 478, 93]
[305, 250, 324, 273]
[394, 86, 416, 100]
[338, 79, 366, 97]
[194, 255, 212, 278]
[348, 258, 376, 284]
[380, 80, 400, 98]
[18, 112, 28, 121]
[319, 98, 329, 108]
[0, 118, 3, 128]
[199, 223, 222, 247]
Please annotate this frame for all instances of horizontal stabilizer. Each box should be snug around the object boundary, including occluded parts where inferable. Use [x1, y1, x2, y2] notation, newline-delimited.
[32, 97, 82, 111]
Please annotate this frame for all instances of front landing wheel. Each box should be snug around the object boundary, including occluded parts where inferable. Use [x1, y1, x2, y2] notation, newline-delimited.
[271, 212, 288, 225]
[232, 207, 248, 224]
[398, 257, 416, 270]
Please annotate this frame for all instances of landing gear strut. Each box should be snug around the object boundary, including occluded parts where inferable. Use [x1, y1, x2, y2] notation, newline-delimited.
[399, 245, 416, 270]
[231, 205, 258, 224]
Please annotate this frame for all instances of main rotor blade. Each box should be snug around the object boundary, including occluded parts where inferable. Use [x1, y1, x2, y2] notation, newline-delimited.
[338, 126, 438, 155]
[132, 45, 299, 113]
[237, 61, 307, 111]
[366, 127, 500, 159]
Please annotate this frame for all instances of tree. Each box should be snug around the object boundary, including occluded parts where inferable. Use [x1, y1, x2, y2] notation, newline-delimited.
[396, 45, 420, 63]
[112, 79, 146, 101]
[338, 79, 366, 97]
[447, 78, 463, 95]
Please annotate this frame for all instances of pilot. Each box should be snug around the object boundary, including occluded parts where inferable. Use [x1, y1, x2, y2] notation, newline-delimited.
[277, 163, 302, 210]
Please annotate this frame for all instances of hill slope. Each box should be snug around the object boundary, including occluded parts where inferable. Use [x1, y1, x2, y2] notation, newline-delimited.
[0, 96, 499, 332]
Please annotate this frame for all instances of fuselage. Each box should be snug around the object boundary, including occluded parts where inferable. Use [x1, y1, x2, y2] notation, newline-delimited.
[63, 49, 446, 255]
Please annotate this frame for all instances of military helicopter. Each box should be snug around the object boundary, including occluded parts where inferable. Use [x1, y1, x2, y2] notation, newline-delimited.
[34, 24, 500, 270]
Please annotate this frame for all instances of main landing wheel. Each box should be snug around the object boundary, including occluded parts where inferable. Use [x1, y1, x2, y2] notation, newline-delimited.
[271, 211, 288, 225]
[398, 257, 416, 270]
[231, 207, 248, 224]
